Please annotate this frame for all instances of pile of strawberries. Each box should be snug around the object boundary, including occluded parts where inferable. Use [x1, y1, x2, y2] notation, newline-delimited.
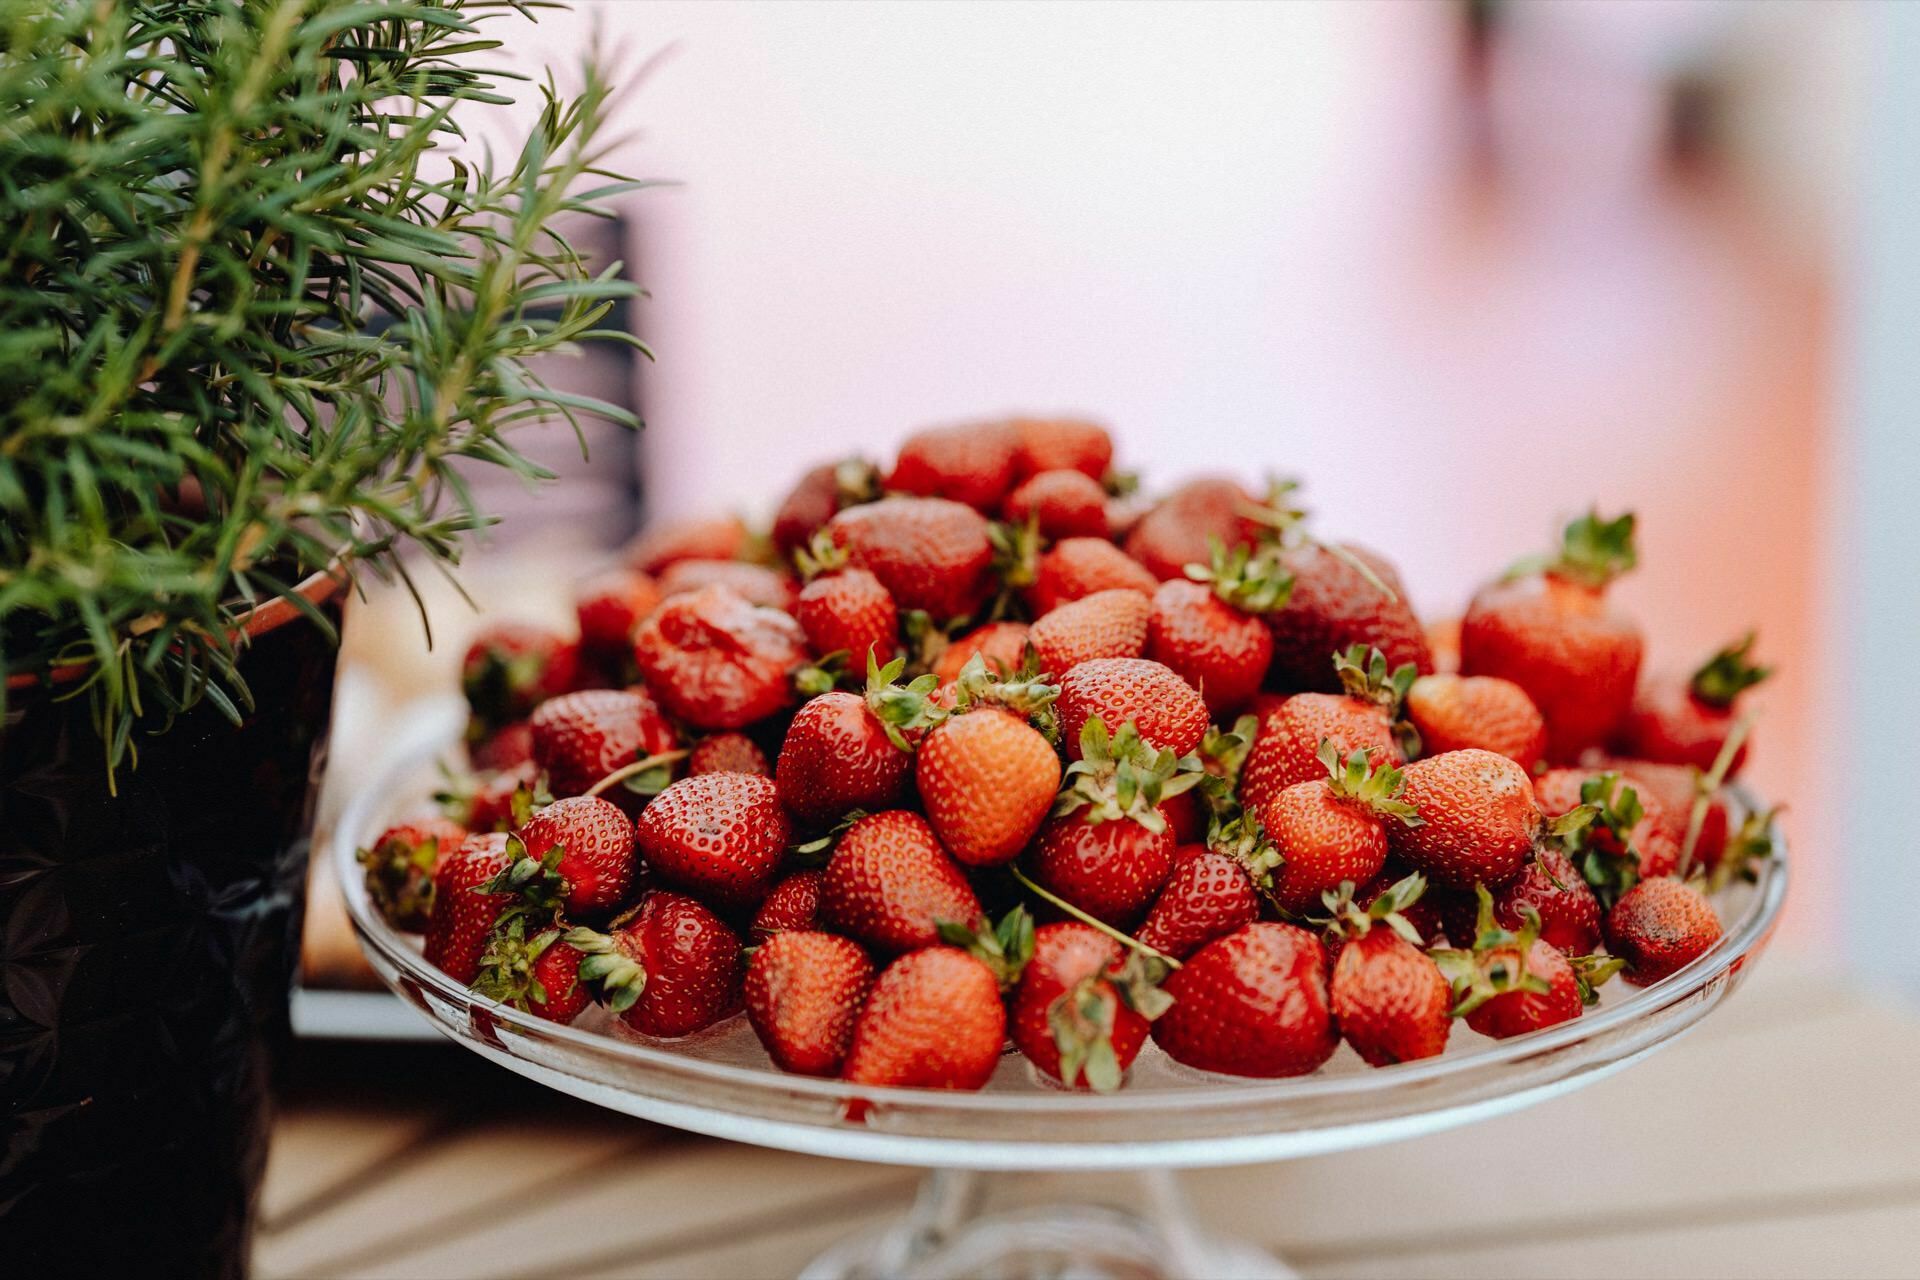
[361, 417, 1777, 1092]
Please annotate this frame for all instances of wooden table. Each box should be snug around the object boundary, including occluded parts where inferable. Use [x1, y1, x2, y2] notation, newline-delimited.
[256, 960, 1920, 1279]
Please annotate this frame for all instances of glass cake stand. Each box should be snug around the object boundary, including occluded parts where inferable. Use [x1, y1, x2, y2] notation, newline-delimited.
[331, 724, 1788, 1279]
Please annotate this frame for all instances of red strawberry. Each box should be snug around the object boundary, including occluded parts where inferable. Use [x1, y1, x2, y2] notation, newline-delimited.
[918, 698, 1062, 867]
[506, 794, 637, 920]
[1330, 924, 1451, 1067]
[1460, 510, 1643, 762]
[1029, 588, 1150, 676]
[932, 620, 1031, 685]
[634, 772, 792, 910]
[688, 732, 772, 778]
[575, 568, 662, 657]
[1605, 877, 1723, 986]
[1536, 768, 1679, 901]
[1010, 924, 1169, 1091]
[633, 585, 808, 730]
[626, 516, 748, 576]
[1263, 744, 1422, 915]
[1388, 748, 1545, 889]
[1264, 542, 1432, 692]
[658, 558, 800, 613]
[472, 919, 591, 1025]
[1056, 657, 1208, 760]
[828, 496, 996, 622]
[1027, 537, 1159, 616]
[1011, 417, 1114, 481]
[1240, 646, 1411, 811]
[1123, 477, 1256, 581]
[819, 810, 983, 954]
[1136, 838, 1262, 961]
[1145, 543, 1291, 714]
[1003, 469, 1110, 540]
[752, 869, 824, 938]
[772, 458, 882, 558]
[1442, 844, 1602, 955]
[358, 817, 466, 932]
[795, 567, 898, 673]
[1435, 886, 1620, 1038]
[461, 623, 580, 729]
[1602, 757, 1730, 869]
[422, 833, 516, 985]
[568, 891, 745, 1038]
[1152, 922, 1340, 1077]
[1404, 673, 1547, 772]
[776, 658, 944, 825]
[841, 946, 1007, 1090]
[448, 760, 539, 833]
[1617, 633, 1768, 779]
[745, 931, 876, 1076]
[888, 420, 1020, 512]
[471, 720, 535, 773]
[530, 688, 681, 799]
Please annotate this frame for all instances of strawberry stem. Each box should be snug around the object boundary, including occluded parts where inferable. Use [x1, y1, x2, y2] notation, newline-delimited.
[584, 749, 691, 799]
[1678, 712, 1753, 880]
[1009, 865, 1183, 969]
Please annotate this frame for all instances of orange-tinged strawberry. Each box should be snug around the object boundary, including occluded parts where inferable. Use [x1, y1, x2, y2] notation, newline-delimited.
[1460, 510, 1643, 762]
[472, 919, 590, 1025]
[1011, 417, 1114, 482]
[1616, 632, 1768, 779]
[828, 496, 996, 623]
[795, 567, 898, 673]
[1332, 928, 1451, 1067]
[635, 772, 792, 910]
[530, 688, 681, 799]
[1009, 923, 1168, 1091]
[1029, 588, 1150, 677]
[423, 833, 516, 985]
[1056, 657, 1208, 760]
[357, 817, 466, 932]
[1263, 744, 1421, 914]
[1265, 542, 1431, 692]
[568, 891, 745, 1038]
[1404, 673, 1546, 772]
[688, 732, 772, 778]
[842, 947, 1007, 1090]
[1598, 757, 1730, 869]
[1123, 477, 1257, 582]
[933, 620, 1031, 685]
[1605, 877, 1722, 986]
[888, 420, 1020, 512]
[918, 707, 1062, 867]
[819, 810, 983, 955]
[1389, 748, 1544, 889]
[752, 869, 824, 938]
[633, 585, 807, 731]
[504, 793, 637, 920]
[626, 516, 749, 576]
[575, 568, 662, 657]
[1003, 469, 1110, 540]
[746, 931, 876, 1076]
[1027, 537, 1159, 616]
[1152, 922, 1339, 1077]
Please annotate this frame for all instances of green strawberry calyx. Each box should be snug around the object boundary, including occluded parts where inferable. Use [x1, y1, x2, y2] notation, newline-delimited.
[1183, 537, 1295, 614]
[1509, 508, 1638, 590]
[1689, 631, 1771, 708]
[1430, 886, 1552, 1018]
[936, 905, 1035, 991]
[564, 918, 648, 1014]
[1332, 643, 1418, 722]
[949, 651, 1061, 741]
[1317, 739, 1424, 828]
[1053, 716, 1204, 834]
[863, 652, 949, 752]
[986, 515, 1042, 595]
[1553, 774, 1639, 908]
[1315, 871, 1428, 947]
[1205, 814, 1282, 896]
[1046, 950, 1175, 1094]
[833, 456, 884, 509]
[793, 528, 850, 581]
[357, 828, 444, 927]
[1708, 803, 1781, 894]
[478, 833, 567, 913]
[472, 917, 576, 1013]
[1569, 952, 1626, 1007]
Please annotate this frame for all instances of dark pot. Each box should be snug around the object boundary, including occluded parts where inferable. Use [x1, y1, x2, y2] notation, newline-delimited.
[1, 577, 341, 1277]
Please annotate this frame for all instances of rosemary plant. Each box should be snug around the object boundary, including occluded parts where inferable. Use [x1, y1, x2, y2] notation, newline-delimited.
[0, 0, 646, 775]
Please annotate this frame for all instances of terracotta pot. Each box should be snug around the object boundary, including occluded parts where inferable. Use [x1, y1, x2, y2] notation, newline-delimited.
[1, 571, 344, 1278]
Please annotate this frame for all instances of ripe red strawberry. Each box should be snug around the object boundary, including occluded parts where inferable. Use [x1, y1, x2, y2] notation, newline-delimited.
[1136, 837, 1262, 961]
[575, 568, 662, 657]
[1009, 924, 1169, 1091]
[1145, 543, 1290, 714]
[1441, 844, 1602, 955]
[423, 833, 516, 985]
[567, 891, 745, 1038]
[1435, 886, 1620, 1038]
[1605, 877, 1723, 986]
[472, 918, 591, 1025]
[1389, 748, 1546, 889]
[1460, 510, 1643, 762]
[1264, 541, 1432, 692]
[1265, 744, 1422, 915]
[918, 701, 1062, 867]
[772, 458, 882, 557]
[447, 759, 539, 832]
[688, 732, 772, 778]
[658, 558, 800, 613]
[776, 658, 944, 824]
[1123, 477, 1256, 581]
[635, 772, 792, 910]
[1003, 469, 1110, 540]
[358, 817, 465, 931]
[503, 794, 637, 920]
[1027, 537, 1159, 616]
[745, 930, 876, 1076]
[795, 567, 898, 673]
[932, 620, 1031, 685]
[626, 515, 748, 576]
[1152, 922, 1340, 1077]
[530, 688, 681, 799]
[752, 869, 823, 938]
[1240, 646, 1411, 811]
[1011, 417, 1114, 481]
[1056, 657, 1208, 760]
[471, 720, 535, 773]
[1617, 633, 1769, 779]
[819, 810, 983, 954]
[1029, 587, 1150, 676]
[1601, 757, 1730, 869]
[841, 946, 1007, 1090]
[1331, 927, 1451, 1067]
[633, 585, 808, 730]
[1404, 673, 1547, 772]
[828, 496, 996, 622]
[888, 420, 1020, 512]
[461, 623, 580, 729]
[1536, 768, 1679, 900]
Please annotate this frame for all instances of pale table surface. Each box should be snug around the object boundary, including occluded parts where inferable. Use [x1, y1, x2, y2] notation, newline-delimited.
[256, 960, 1920, 1280]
